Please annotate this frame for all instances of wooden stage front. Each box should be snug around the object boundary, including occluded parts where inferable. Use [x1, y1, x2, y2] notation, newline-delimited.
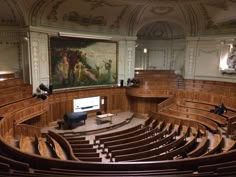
[41, 112, 134, 136]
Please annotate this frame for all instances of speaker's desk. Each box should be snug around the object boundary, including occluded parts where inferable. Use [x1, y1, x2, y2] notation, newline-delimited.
[96, 113, 114, 124]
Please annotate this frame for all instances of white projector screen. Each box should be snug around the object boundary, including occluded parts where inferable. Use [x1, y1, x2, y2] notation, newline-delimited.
[73, 96, 100, 112]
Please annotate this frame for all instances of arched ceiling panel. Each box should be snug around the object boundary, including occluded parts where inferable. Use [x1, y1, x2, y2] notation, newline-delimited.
[27, 0, 236, 36]
[137, 21, 185, 40]
[0, 0, 25, 26]
[30, 0, 134, 34]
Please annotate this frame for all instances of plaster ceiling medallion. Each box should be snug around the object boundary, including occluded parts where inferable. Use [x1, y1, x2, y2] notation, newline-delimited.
[150, 6, 174, 15]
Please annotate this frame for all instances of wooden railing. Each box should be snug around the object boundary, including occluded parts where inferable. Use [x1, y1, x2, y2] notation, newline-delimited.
[0, 97, 39, 116]
[126, 87, 176, 97]
[0, 91, 33, 107]
[14, 124, 41, 139]
[175, 90, 236, 111]
[157, 97, 175, 112]
[0, 99, 49, 136]
[0, 78, 24, 88]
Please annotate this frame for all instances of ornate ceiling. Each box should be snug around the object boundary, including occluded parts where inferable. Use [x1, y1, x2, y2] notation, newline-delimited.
[1, 0, 236, 38]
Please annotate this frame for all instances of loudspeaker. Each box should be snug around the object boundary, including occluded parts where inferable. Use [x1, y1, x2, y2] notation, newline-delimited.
[39, 83, 49, 92]
[120, 80, 124, 87]
[49, 85, 53, 94]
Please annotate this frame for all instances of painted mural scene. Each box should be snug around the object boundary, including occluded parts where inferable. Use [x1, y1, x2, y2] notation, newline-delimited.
[50, 37, 117, 89]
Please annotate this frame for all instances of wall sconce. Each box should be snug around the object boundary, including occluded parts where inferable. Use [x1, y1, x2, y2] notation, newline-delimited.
[143, 48, 147, 53]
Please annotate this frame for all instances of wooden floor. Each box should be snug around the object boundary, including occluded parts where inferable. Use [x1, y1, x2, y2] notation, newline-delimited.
[41, 112, 136, 135]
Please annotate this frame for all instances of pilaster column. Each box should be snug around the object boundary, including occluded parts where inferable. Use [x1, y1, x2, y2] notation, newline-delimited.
[117, 40, 136, 86]
[30, 32, 49, 92]
[184, 39, 199, 79]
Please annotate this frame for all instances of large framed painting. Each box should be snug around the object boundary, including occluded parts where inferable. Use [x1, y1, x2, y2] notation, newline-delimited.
[50, 37, 117, 90]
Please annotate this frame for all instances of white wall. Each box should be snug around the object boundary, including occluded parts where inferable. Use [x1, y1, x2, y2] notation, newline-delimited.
[135, 39, 185, 75]
[0, 32, 21, 77]
[185, 37, 236, 83]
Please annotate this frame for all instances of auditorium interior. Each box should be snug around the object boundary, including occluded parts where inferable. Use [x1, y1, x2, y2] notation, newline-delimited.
[1, 0, 236, 176]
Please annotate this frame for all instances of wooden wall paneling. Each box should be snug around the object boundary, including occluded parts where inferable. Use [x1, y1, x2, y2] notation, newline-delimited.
[129, 97, 164, 114]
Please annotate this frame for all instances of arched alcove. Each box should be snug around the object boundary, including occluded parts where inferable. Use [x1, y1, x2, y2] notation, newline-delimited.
[135, 21, 186, 75]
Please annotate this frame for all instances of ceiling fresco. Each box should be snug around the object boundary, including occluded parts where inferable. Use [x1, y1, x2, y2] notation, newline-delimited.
[1, 0, 236, 38]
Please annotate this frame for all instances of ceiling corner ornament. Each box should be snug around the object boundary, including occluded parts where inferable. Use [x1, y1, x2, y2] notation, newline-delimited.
[110, 5, 129, 29]
[47, 0, 65, 22]
[199, 3, 214, 30]
[63, 11, 107, 26]
[150, 6, 174, 15]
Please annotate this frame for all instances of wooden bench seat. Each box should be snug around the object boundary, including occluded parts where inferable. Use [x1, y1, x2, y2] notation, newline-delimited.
[71, 144, 93, 149]
[103, 127, 158, 149]
[160, 109, 218, 132]
[72, 147, 96, 153]
[42, 168, 193, 176]
[65, 139, 90, 144]
[62, 136, 86, 141]
[135, 135, 197, 162]
[94, 124, 142, 144]
[35, 137, 52, 158]
[107, 122, 172, 154]
[77, 157, 101, 162]
[0, 155, 29, 171]
[114, 130, 186, 162]
[198, 160, 236, 173]
[201, 134, 224, 156]
[74, 152, 99, 158]
[183, 99, 236, 119]
[170, 104, 227, 126]
[111, 129, 176, 160]
[19, 136, 35, 154]
[0, 162, 10, 172]
[98, 126, 150, 146]
[46, 134, 68, 160]
[187, 134, 209, 157]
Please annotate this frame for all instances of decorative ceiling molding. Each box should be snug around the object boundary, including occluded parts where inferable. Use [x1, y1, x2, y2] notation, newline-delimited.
[150, 6, 174, 15]
[137, 21, 185, 39]
[0, 0, 234, 37]
[63, 12, 107, 26]
[31, 0, 47, 26]
[47, 0, 64, 22]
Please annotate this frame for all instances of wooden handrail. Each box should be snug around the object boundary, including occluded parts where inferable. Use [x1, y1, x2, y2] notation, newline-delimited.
[157, 97, 175, 112]
[0, 99, 48, 136]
